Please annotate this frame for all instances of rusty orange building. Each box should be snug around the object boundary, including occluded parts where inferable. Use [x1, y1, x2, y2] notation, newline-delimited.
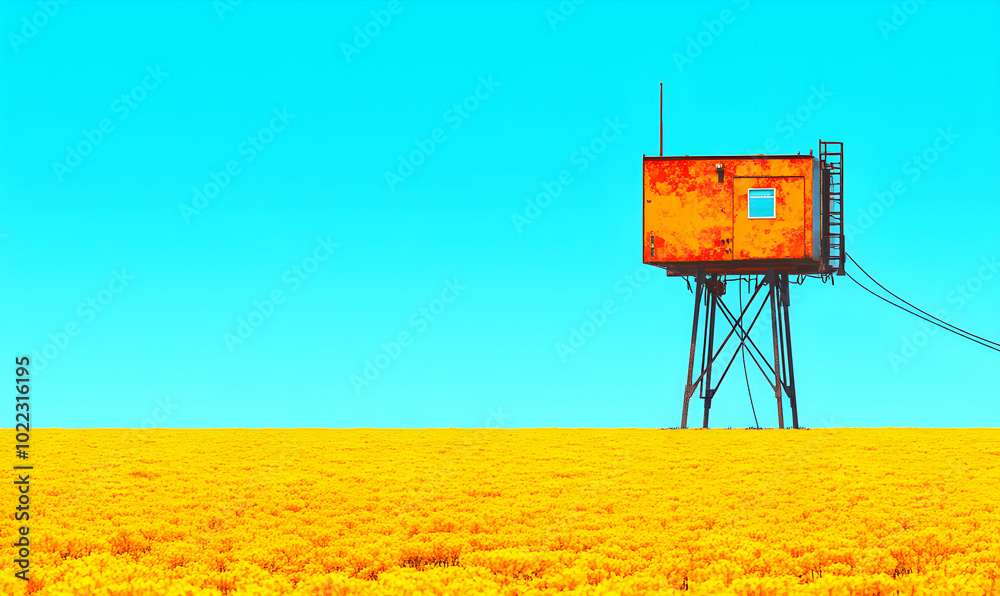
[643, 137, 844, 431]
[643, 153, 841, 276]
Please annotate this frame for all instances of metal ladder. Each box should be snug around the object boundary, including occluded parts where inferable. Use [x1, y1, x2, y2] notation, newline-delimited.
[819, 140, 844, 275]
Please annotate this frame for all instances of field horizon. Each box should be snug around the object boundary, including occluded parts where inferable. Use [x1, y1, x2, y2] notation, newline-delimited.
[30, 426, 1000, 430]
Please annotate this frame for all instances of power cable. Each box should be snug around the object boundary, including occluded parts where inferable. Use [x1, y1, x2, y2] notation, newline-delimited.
[844, 269, 1000, 354]
[846, 253, 1000, 349]
[739, 278, 760, 429]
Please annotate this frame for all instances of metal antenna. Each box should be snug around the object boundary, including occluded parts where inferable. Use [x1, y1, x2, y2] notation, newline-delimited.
[659, 82, 664, 156]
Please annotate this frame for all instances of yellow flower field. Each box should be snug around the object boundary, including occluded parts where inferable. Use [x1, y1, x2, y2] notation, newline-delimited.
[3, 428, 999, 595]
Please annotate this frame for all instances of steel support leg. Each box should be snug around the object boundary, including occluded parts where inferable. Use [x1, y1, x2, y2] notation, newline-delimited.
[780, 275, 799, 429]
[702, 286, 718, 429]
[681, 272, 704, 429]
[699, 284, 710, 402]
[776, 282, 787, 395]
[767, 268, 785, 429]
[680, 271, 799, 430]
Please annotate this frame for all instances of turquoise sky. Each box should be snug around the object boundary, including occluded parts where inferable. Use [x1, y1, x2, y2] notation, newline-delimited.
[1, 0, 998, 429]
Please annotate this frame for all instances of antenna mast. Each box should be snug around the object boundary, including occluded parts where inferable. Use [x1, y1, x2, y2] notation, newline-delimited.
[659, 82, 663, 156]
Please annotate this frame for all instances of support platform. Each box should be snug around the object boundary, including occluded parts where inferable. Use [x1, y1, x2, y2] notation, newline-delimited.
[681, 267, 799, 429]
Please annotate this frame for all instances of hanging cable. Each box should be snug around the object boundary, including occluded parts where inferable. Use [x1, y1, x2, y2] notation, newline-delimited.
[846, 253, 1000, 349]
[739, 280, 760, 429]
[845, 271, 1000, 353]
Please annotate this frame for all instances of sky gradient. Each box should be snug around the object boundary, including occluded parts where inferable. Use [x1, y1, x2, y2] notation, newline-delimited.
[1, 0, 998, 429]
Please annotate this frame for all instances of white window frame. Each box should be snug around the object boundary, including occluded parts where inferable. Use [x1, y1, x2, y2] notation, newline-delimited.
[747, 187, 776, 220]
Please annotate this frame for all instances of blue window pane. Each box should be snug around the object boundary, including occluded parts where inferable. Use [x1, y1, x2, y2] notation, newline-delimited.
[748, 188, 775, 218]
